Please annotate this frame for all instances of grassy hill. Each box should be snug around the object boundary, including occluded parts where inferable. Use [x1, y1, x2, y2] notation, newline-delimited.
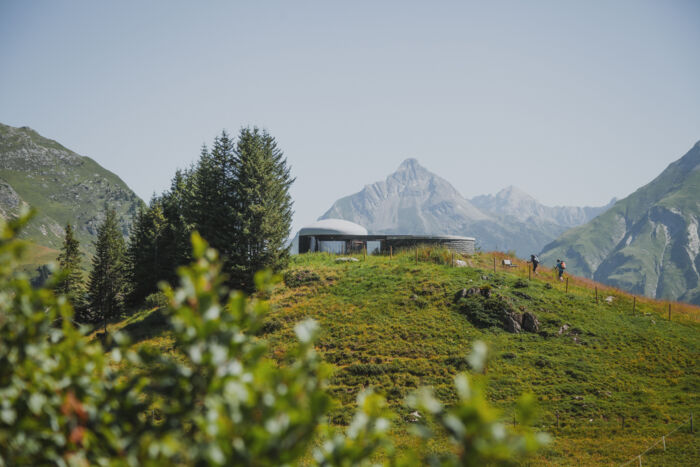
[0, 123, 143, 267]
[540, 141, 700, 305]
[109, 248, 699, 465]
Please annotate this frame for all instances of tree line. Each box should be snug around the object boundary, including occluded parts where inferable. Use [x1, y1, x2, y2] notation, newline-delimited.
[56, 127, 294, 328]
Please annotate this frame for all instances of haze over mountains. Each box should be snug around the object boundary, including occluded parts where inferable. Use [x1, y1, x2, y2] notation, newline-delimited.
[541, 141, 700, 305]
[0, 123, 142, 263]
[320, 158, 613, 257]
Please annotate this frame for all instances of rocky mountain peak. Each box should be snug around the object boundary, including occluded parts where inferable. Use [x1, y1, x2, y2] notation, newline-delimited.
[494, 185, 536, 202]
[392, 158, 431, 181]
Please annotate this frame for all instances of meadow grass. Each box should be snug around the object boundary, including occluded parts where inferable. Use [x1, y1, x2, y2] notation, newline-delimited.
[115, 248, 699, 465]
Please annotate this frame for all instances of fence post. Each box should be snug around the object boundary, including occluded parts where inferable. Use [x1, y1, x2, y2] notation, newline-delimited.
[566, 277, 569, 293]
[633, 296, 636, 315]
[493, 256, 496, 273]
[528, 263, 531, 280]
[662, 435, 666, 451]
[595, 286, 598, 304]
[452, 252, 455, 267]
[668, 303, 671, 321]
[364, 246, 367, 261]
[638, 455, 642, 467]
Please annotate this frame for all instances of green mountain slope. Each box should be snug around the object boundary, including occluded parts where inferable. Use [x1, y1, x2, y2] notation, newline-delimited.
[0, 123, 143, 262]
[540, 141, 700, 305]
[114, 251, 699, 465]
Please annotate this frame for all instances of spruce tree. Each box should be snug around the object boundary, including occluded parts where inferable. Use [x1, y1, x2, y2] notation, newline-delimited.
[126, 201, 166, 305]
[55, 223, 86, 316]
[161, 169, 195, 274]
[88, 209, 127, 331]
[231, 127, 294, 291]
[190, 133, 238, 267]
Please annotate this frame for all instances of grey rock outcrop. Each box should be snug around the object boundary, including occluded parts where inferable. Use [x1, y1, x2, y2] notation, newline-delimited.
[521, 312, 540, 333]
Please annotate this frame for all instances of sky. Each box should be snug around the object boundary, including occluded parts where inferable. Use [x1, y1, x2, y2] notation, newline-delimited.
[1, 0, 699, 234]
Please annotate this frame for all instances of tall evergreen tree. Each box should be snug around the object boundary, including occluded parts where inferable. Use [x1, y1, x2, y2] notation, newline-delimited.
[55, 223, 86, 316]
[126, 200, 167, 305]
[88, 209, 128, 331]
[161, 169, 195, 274]
[231, 127, 294, 291]
[190, 133, 239, 268]
[125, 170, 195, 305]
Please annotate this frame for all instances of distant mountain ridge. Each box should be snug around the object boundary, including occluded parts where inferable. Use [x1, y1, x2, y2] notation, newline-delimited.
[540, 141, 700, 305]
[320, 159, 613, 257]
[471, 185, 615, 227]
[0, 123, 142, 263]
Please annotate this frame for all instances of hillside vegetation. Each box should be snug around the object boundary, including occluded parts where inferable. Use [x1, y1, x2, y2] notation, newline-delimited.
[0, 123, 142, 264]
[541, 141, 700, 305]
[115, 248, 699, 465]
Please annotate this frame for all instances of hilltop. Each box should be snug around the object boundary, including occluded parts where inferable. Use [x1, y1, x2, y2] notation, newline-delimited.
[0, 123, 142, 266]
[541, 141, 700, 305]
[112, 248, 699, 466]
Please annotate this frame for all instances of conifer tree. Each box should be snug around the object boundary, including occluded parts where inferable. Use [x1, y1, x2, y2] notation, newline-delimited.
[88, 209, 127, 331]
[160, 169, 195, 273]
[231, 127, 294, 291]
[55, 223, 86, 315]
[126, 201, 166, 305]
[190, 133, 238, 267]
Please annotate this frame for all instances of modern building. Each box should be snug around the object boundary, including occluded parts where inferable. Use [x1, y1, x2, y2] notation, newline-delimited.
[293, 219, 475, 255]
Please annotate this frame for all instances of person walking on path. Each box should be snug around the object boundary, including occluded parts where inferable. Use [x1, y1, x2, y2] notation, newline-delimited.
[555, 259, 566, 281]
[530, 254, 540, 275]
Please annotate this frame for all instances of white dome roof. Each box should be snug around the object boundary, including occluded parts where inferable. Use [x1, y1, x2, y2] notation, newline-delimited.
[298, 219, 368, 236]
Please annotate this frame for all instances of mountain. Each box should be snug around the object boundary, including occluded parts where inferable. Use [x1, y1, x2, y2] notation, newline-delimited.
[319, 159, 612, 257]
[471, 185, 615, 227]
[0, 123, 142, 264]
[322, 158, 490, 233]
[540, 141, 700, 305]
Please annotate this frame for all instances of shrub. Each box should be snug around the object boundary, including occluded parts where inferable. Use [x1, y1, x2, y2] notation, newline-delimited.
[283, 268, 321, 288]
[458, 295, 519, 331]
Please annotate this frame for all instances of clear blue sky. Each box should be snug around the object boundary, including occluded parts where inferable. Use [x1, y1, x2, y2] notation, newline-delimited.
[1, 0, 699, 233]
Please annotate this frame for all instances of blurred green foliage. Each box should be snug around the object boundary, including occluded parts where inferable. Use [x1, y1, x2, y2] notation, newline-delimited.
[0, 213, 546, 465]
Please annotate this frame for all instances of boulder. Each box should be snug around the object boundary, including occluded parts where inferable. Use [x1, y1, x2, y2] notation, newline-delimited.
[455, 259, 467, 267]
[503, 314, 522, 333]
[454, 287, 480, 301]
[521, 312, 540, 332]
[454, 288, 468, 301]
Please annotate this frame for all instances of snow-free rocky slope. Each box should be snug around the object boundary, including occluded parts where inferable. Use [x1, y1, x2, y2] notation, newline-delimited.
[321, 159, 611, 257]
[541, 141, 700, 305]
[0, 123, 142, 261]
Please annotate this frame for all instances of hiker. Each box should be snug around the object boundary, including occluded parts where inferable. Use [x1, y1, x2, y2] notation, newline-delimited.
[530, 254, 540, 275]
[555, 259, 566, 281]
